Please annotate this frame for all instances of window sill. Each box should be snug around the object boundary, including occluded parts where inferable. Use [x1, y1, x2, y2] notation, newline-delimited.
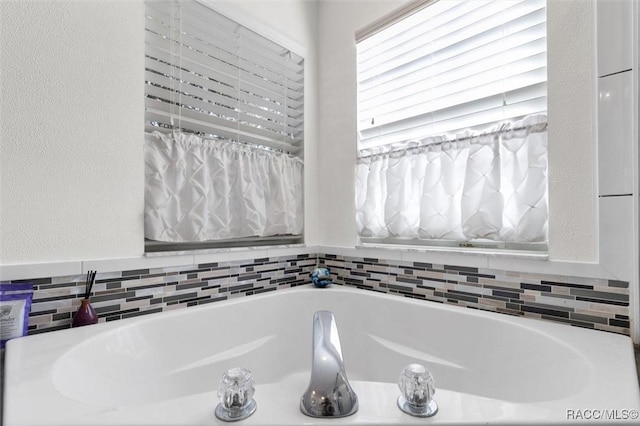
[144, 243, 307, 258]
[356, 242, 549, 261]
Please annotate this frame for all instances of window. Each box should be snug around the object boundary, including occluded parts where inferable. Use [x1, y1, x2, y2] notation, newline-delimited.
[144, 0, 304, 251]
[355, 0, 548, 251]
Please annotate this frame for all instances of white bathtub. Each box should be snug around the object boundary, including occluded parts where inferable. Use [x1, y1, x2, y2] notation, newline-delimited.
[4, 286, 640, 425]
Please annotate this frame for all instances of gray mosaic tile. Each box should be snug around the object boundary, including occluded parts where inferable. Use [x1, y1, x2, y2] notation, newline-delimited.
[322, 253, 630, 336]
[6, 252, 631, 338]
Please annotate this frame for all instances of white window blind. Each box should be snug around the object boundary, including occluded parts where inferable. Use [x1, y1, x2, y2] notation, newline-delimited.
[357, 0, 546, 150]
[145, 0, 304, 155]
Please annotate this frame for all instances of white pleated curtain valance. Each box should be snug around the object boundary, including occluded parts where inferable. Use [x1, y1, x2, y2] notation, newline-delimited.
[356, 115, 548, 245]
[145, 131, 303, 242]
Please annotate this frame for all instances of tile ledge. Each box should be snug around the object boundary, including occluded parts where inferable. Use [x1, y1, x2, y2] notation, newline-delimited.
[0, 261, 83, 282]
[144, 243, 307, 257]
[318, 245, 615, 281]
[355, 244, 549, 261]
[1, 245, 314, 281]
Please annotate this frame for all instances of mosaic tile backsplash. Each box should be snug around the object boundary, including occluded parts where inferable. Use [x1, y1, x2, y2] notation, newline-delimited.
[4, 252, 631, 336]
[10, 254, 316, 335]
[319, 254, 631, 335]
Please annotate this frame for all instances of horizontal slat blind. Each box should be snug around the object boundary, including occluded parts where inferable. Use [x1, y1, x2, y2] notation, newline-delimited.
[357, 0, 546, 150]
[145, 0, 304, 154]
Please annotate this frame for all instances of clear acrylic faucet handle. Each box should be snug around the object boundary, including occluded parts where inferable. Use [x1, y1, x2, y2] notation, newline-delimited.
[215, 367, 257, 421]
[397, 364, 438, 417]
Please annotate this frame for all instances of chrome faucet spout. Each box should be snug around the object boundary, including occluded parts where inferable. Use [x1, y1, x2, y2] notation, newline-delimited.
[300, 310, 358, 418]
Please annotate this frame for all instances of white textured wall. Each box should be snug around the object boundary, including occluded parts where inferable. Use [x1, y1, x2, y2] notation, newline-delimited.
[316, 0, 597, 262]
[546, 0, 597, 261]
[0, 0, 146, 264]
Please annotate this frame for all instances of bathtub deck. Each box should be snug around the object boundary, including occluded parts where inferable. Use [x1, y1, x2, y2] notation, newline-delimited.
[4, 287, 640, 426]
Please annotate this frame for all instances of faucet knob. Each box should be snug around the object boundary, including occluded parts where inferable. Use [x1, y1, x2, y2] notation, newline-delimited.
[215, 367, 257, 422]
[397, 363, 438, 417]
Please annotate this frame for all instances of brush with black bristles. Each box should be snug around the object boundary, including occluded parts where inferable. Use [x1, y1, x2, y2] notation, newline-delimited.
[84, 270, 97, 299]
